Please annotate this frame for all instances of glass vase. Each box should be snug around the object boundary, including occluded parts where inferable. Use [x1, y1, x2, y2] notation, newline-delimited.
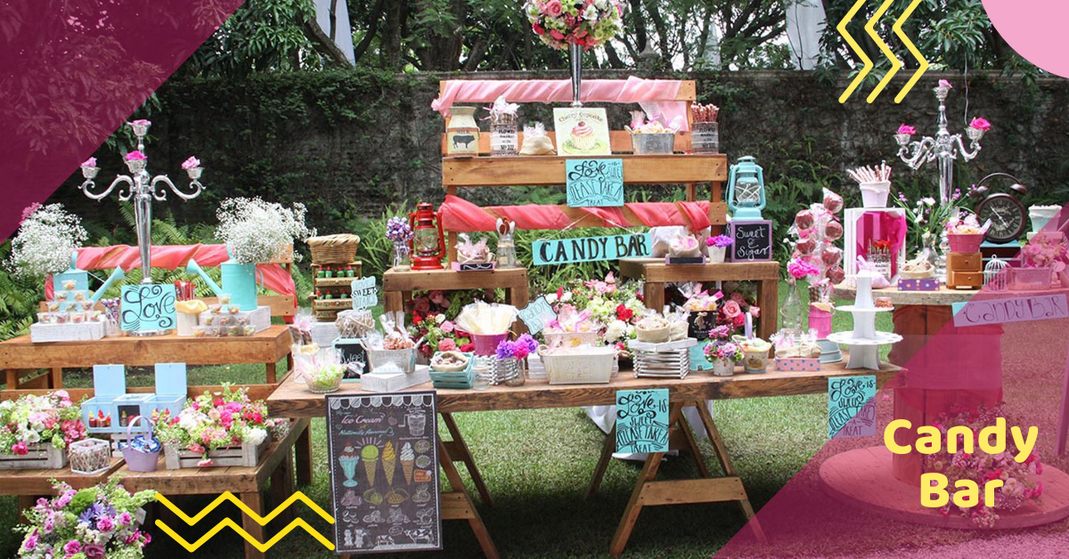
[691, 121, 719, 154]
[391, 240, 411, 271]
[779, 280, 809, 337]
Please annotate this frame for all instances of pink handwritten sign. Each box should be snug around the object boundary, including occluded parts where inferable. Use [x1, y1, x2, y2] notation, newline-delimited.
[953, 293, 1069, 327]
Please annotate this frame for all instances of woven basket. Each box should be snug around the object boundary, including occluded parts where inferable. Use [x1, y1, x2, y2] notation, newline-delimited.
[308, 234, 361, 264]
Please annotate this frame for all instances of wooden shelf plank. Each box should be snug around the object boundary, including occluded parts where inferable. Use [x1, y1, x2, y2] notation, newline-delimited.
[638, 477, 747, 506]
[619, 258, 780, 282]
[443, 154, 727, 187]
[383, 267, 529, 292]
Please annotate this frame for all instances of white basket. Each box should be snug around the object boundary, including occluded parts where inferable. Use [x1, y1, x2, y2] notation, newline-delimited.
[540, 346, 617, 385]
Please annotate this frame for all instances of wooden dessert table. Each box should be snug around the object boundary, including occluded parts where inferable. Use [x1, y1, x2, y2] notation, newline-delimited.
[0, 456, 124, 520]
[620, 259, 780, 341]
[269, 359, 899, 557]
[119, 418, 311, 559]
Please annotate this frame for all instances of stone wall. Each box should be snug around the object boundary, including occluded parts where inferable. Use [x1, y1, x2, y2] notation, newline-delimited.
[52, 69, 1069, 232]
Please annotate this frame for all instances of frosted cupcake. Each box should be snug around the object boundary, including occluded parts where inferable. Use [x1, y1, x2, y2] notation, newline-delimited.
[570, 121, 595, 150]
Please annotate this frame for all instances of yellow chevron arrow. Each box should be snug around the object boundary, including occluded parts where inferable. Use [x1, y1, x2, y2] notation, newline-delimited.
[893, 0, 929, 103]
[865, 0, 901, 103]
[837, 0, 871, 103]
[156, 517, 336, 552]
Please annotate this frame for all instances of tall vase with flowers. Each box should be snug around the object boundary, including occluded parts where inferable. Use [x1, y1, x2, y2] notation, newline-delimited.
[6, 204, 88, 290]
[783, 258, 819, 337]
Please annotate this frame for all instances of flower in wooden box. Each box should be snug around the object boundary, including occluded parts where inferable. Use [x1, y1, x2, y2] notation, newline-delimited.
[0, 391, 86, 470]
[154, 383, 276, 468]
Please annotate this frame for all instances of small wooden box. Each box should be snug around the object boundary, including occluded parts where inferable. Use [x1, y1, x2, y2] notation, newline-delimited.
[164, 438, 269, 469]
[947, 270, 984, 289]
[0, 443, 67, 470]
[946, 252, 982, 270]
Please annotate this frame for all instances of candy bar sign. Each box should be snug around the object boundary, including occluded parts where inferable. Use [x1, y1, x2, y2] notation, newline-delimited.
[120, 283, 177, 332]
[952, 293, 1069, 327]
[532, 233, 651, 266]
[517, 296, 557, 335]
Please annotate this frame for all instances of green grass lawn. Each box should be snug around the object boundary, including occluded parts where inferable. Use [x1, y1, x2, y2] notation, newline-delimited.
[0, 283, 892, 558]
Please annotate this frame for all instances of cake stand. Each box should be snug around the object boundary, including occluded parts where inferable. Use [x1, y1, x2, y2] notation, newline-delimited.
[827, 270, 902, 370]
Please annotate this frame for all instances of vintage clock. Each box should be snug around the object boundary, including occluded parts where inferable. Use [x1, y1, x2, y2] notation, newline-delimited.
[969, 173, 1028, 243]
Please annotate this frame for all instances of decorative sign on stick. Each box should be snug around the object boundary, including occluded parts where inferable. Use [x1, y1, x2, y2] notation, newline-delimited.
[728, 220, 773, 261]
[533, 233, 651, 266]
[566, 158, 624, 207]
[517, 296, 557, 335]
[952, 293, 1069, 327]
[326, 392, 441, 554]
[120, 283, 177, 332]
[615, 389, 670, 454]
[351, 277, 378, 310]
[828, 375, 877, 438]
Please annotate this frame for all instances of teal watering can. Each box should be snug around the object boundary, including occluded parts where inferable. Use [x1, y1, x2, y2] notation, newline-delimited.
[186, 256, 262, 311]
[53, 253, 126, 306]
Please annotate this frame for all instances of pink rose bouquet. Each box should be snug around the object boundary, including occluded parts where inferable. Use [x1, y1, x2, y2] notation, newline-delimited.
[154, 384, 276, 465]
[897, 124, 916, 136]
[0, 392, 86, 455]
[969, 117, 991, 132]
[523, 0, 625, 50]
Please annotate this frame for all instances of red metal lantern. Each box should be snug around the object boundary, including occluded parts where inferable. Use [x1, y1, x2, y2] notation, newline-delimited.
[408, 202, 445, 270]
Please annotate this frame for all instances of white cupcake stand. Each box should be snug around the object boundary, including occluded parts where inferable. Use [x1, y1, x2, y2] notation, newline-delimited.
[827, 270, 901, 369]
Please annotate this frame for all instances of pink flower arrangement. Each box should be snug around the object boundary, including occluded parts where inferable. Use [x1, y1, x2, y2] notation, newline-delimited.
[81, 157, 97, 168]
[897, 124, 916, 136]
[495, 334, 540, 360]
[969, 117, 991, 132]
[0, 392, 86, 455]
[129, 119, 151, 126]
[154, 384, 275, 464]
[124, 150, 147, 161]
[523, 0, 624, 50]
[787, 258, 821, 280]
[181, 156, 201, 170]
[706, 235, 733, 248]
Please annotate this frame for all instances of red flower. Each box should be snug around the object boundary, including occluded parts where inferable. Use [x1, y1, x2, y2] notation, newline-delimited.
[533, 23, 545, 35]
[412, 314, 422, 325]
[616, 304, 633, 321]
[460, 342, 475, 353]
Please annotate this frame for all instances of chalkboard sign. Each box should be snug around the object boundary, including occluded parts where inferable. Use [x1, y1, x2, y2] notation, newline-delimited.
[326, 392, 441, 553]
[517, 297, 557, 335]
[566, 158, 624, 207]
[120, 283, 177, 332]
[828, 375, 877, 438]
[333, 339, 368, 381]
[615, 389, 670, 454]
[728, 220, 773, 261]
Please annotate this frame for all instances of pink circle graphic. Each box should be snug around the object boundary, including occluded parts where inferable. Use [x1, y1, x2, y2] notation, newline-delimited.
[983, 0, 1069, 78]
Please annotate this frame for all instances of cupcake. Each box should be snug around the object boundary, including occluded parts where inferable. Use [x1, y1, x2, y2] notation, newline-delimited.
[570, 121, 596, 151]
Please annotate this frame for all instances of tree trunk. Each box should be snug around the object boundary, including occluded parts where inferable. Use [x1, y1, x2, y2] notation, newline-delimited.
[382, 0, 403, 69]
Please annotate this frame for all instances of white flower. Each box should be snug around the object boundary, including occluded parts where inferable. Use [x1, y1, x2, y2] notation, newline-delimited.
[545, 293, 558, 304]
[178, 411, 204, 431]
[7, 204, 87, 280]
[435, 314, 445, 324]
[582, 4, 598, 20]
[21, 429, 40, 444]
[595, 0, 608, 8]
[215, 197, 315, 264]
[246, 428, 268, 446]
[922, 197, 935, 206]
[560, 291, 572, 302]
[604, 320, 628, 343]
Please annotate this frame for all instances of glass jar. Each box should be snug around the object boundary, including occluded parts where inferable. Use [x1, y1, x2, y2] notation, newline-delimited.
[779, 280, 809, 337]
[691, 121, 719, 154]
[391, 240, 411, 270]
[490, 114, 518, 157]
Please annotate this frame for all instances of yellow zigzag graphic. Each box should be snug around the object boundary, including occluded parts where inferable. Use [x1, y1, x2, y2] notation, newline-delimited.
[838, 0, 929, 103]
[156, 491, 336, 552]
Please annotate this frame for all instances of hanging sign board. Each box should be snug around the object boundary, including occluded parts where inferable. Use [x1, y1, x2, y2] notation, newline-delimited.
[517, 296, 557, 335]
[326, 392, 441, 553]
[828, 375, 877, 438]
[532, 233, 651, 266]
[566, 158, 624, 207]
[615, 389, 670, 454]
[120, 283, 177, 332]
[351, 277, 378, 309]
[728, 221, 773, 261]
[952, 293, 1069, 327]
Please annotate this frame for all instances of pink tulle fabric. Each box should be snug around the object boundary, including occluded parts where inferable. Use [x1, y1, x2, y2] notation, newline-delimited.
[439, 195, 712, 233]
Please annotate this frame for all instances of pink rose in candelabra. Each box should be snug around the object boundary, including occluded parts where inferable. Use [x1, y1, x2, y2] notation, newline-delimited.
[826, 265, 846, 284]
[823, 220, 843, 241]
[125, 150, 147, 161]
[969, 117, 991, 132]
[822, 190, 844, 214]
[794, 209, 815, 230]
[795, 237, 817, 255]
[897, 124, 916, 136]
[130, 119, 151, 126]
[938, 79, 952, 89]
[181, 156, 201, 170]
[81, 157, 97, 168]
[821, 246, 843, 266]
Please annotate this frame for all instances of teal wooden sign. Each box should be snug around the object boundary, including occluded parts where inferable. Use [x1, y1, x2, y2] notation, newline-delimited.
[566, 158, 624, 207]
[532, 233, 651, 266]
[517, 296, 557, 335]
[616, 389, 670, 454]
[828, 375, 877, 438]
[120, 283, 177, 332]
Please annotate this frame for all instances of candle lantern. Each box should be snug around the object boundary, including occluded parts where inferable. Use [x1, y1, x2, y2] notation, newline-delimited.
[727, 156, 766, 221]
[408, 202, 446, 270]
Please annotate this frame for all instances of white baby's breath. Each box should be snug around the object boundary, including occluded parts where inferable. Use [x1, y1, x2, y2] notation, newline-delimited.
[7, 203, 87, 280]
[215, 197, 315, 264]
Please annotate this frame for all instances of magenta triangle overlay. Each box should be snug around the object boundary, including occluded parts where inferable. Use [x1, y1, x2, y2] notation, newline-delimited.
[0, 0, 246, 242]
[715, 205, 1069, 557]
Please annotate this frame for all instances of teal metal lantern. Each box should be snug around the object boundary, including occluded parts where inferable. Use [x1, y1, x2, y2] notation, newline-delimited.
[727, 156, 766, 221]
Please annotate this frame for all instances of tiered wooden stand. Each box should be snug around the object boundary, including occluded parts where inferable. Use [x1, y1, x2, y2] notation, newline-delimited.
[312, 261, 363, 321]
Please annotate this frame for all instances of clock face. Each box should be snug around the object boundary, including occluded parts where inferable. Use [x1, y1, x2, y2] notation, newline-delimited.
[976, 193, 1027, 243]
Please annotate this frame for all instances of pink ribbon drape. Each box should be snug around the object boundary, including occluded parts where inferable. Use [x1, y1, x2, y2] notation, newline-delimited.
[432, 77, 688, 130]
[439, 195, 712, 233]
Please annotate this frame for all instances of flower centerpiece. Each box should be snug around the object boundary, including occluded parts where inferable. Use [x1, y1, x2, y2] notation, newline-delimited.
[944, 210, 988, 253]
[6, 204, 88, 282]
[215, 197, 315, 264]
[546, 273, 645, 356]
[489, 334, 539, 387]
[706, 234, 733, 263]
[0, 392, 87, 467]
[925, 404, 1043, 528]
[153, 384, 276, 468]
[409, 312, 471, 359]
[16, 478, 156, 559]
[703, 325, 741, 376]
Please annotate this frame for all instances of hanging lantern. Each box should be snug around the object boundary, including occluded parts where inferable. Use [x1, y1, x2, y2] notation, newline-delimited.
[983, 256, 1008, 291]
[408, 202, 446, 270]
[727, 156, 766, 221]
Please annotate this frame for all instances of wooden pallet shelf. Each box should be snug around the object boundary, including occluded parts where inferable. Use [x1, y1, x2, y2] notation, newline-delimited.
[443, 153, 727, 187]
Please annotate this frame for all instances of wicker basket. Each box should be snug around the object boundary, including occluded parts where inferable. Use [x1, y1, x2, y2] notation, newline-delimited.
[308, 234, 361, 264]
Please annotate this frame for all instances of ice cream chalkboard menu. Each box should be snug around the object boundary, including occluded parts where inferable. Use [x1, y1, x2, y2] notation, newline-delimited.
[326, 392, 441, 553]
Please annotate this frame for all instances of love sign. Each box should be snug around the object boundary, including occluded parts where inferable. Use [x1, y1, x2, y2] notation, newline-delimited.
[828, 375, 877, 438]
[120, 283, 177, 332]
[532, 233, 651, 266]
[517, 297, 557, 335]
[566, 158, 624, 207]
[350, 277, 378, 310]
[616, 389, 670, 454]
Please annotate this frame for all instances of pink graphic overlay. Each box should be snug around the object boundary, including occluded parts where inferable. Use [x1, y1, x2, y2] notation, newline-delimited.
[982, 1, 1069, 79]
[0, 1, 245, 242]
[716, 203, 1069, 556]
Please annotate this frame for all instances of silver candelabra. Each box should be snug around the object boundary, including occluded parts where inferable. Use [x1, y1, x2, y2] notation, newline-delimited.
[895, 85, 987, 207]
[78, 120, 204, 282]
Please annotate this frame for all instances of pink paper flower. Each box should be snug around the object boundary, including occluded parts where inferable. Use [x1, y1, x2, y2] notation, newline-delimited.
[897, 124, 916, 135]
[438, 338, 457, 352]
[969, 117, 991, 131]
[81, 157, 97, 168]
[938, 79, 952, 89]
[181, 156, 201, 170]
[125, 150, 147, 161]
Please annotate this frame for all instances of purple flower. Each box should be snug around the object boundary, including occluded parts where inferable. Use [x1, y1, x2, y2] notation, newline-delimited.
[385, 216, 413, 242]
[64, 540, 82, 555]
[117, 511, 132, 526]
[516, 334, 539, 353]
[495, 340, 515, 359]
[706, 235, 733, 248]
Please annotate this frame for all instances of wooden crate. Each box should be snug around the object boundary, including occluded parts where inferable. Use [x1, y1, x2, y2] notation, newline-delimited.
[164, 438, 269, 469]
[0, 443, 67, 470]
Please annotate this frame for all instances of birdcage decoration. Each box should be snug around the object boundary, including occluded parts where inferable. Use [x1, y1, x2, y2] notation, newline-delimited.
[983, 256, 1009, 291]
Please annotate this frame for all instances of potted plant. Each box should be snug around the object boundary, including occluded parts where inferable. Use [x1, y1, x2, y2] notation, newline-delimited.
[704, 325, 742, 377]
[0, 391, 87, 469]
[153, 384, 277, 468]
[16, 478, 156, 558]
[706, 235, 733, 264]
